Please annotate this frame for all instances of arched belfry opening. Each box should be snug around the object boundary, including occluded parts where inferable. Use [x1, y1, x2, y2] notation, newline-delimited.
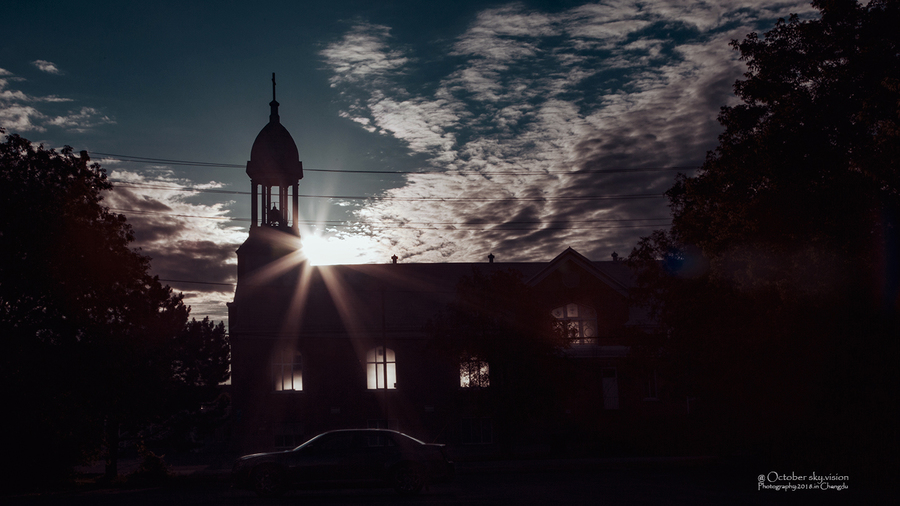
[247, 73, 303, 235]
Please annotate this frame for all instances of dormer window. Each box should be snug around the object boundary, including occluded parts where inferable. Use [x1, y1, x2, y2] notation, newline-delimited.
[552, 303, 598, 344]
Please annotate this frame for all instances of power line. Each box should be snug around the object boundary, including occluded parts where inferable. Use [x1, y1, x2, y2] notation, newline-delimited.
[109, 208, 242, 221]
[92, 153, 244, 169]
[110, 181, 665, 201]
[111, 181, 247, 196]
[109, 207, 670, 230]
[92, 151, 698, 176]
[159, 278, 234, 287]
[110, 207, 670, 223]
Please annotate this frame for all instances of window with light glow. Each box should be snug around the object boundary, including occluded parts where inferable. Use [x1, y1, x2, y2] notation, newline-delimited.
[273, 349, 302, 391]
[459, 356, 490, 388]
[551, 303, 598, 344]
[366, 347, 397, 390]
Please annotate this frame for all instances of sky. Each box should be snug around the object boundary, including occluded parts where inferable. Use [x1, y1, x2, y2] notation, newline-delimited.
[1, 0, 817, 323]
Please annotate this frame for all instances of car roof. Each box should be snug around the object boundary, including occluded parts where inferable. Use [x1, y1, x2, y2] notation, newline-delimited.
[320, 428, 426, 444]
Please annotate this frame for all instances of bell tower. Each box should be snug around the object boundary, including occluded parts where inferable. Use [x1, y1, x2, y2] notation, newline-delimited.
[228, 75, 309, 453]
[233, 74, 306, 296]
[246, 73, 304, 234]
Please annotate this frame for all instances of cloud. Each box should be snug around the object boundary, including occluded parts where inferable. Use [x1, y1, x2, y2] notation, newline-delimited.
[102, 169, 245, 321]
[321, 22, 409, 86]
[32, 60, 62, 74]
[318, 1, 815, 264]
[0, 103, 46, 132]
[366, 92, 461, 160]
[46, 106, 115, 133]
[1, 75, 44, 132]
[35, 95, 74, 103]
[0, 69, 105, 133]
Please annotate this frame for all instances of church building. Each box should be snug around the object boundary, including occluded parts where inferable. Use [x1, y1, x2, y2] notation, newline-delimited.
[228, 82, 672, 458]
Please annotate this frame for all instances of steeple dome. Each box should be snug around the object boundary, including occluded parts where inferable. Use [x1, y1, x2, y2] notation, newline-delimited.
[247, 74, 303, 182]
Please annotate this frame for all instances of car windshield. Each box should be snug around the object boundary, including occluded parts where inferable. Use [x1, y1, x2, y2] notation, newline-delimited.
[292, 433, 326, 451]
[397, 432, 426, 445]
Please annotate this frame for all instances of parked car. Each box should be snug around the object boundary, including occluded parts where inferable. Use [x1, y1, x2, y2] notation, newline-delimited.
[232, 429, 454, 497]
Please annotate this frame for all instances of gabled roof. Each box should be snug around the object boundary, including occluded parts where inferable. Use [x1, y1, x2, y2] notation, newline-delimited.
[525, 247, 631, 296]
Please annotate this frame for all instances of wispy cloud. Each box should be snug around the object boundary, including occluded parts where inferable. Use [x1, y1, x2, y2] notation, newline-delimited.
[319, 1, 814, 263]
[0, 69, 107, 133]
[32, 60, 62, 74]
[366, 92, 461, 160]
[47, 106, 115, 132]
[321, 22, 409, 86]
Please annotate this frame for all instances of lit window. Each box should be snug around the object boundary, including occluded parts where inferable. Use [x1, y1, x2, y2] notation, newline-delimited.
[460, 356, 490, 388]
[366, 347, 397, 390]
[551, 303, 598, 344]
[273, 349, 302, 391]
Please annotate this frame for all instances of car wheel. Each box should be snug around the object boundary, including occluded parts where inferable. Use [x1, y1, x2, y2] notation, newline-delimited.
[392, 463, 425, 495]
[252, 465, 286, 497]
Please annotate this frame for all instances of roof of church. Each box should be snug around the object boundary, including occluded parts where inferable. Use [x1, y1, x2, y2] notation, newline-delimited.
[233, 253, 637, 336]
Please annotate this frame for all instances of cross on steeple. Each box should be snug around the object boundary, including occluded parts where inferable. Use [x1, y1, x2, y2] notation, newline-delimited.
[269, 73, 280, 123]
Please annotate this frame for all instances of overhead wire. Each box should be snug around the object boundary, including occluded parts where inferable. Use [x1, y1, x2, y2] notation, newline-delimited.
[109, 207, 670, 230]
[91, 151, 699, 176]
[109, 181, 666, 201]
[158, 278, 234, 287]
[101, 150, 675, 229]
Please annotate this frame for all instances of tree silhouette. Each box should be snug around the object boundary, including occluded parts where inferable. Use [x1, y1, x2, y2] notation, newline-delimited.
[0, 131, 229, 486]
[629, 0, 898, 473]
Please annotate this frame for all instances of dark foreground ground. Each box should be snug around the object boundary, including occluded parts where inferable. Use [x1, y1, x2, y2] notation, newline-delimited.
[4, 456, 881, 505]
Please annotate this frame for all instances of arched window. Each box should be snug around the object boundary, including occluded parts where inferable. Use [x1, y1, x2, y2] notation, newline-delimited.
[552, 303, 598, 344]
[273, 349, 302, 391]
[459, 355, 489, 388]
[366, 347, 397, 390]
